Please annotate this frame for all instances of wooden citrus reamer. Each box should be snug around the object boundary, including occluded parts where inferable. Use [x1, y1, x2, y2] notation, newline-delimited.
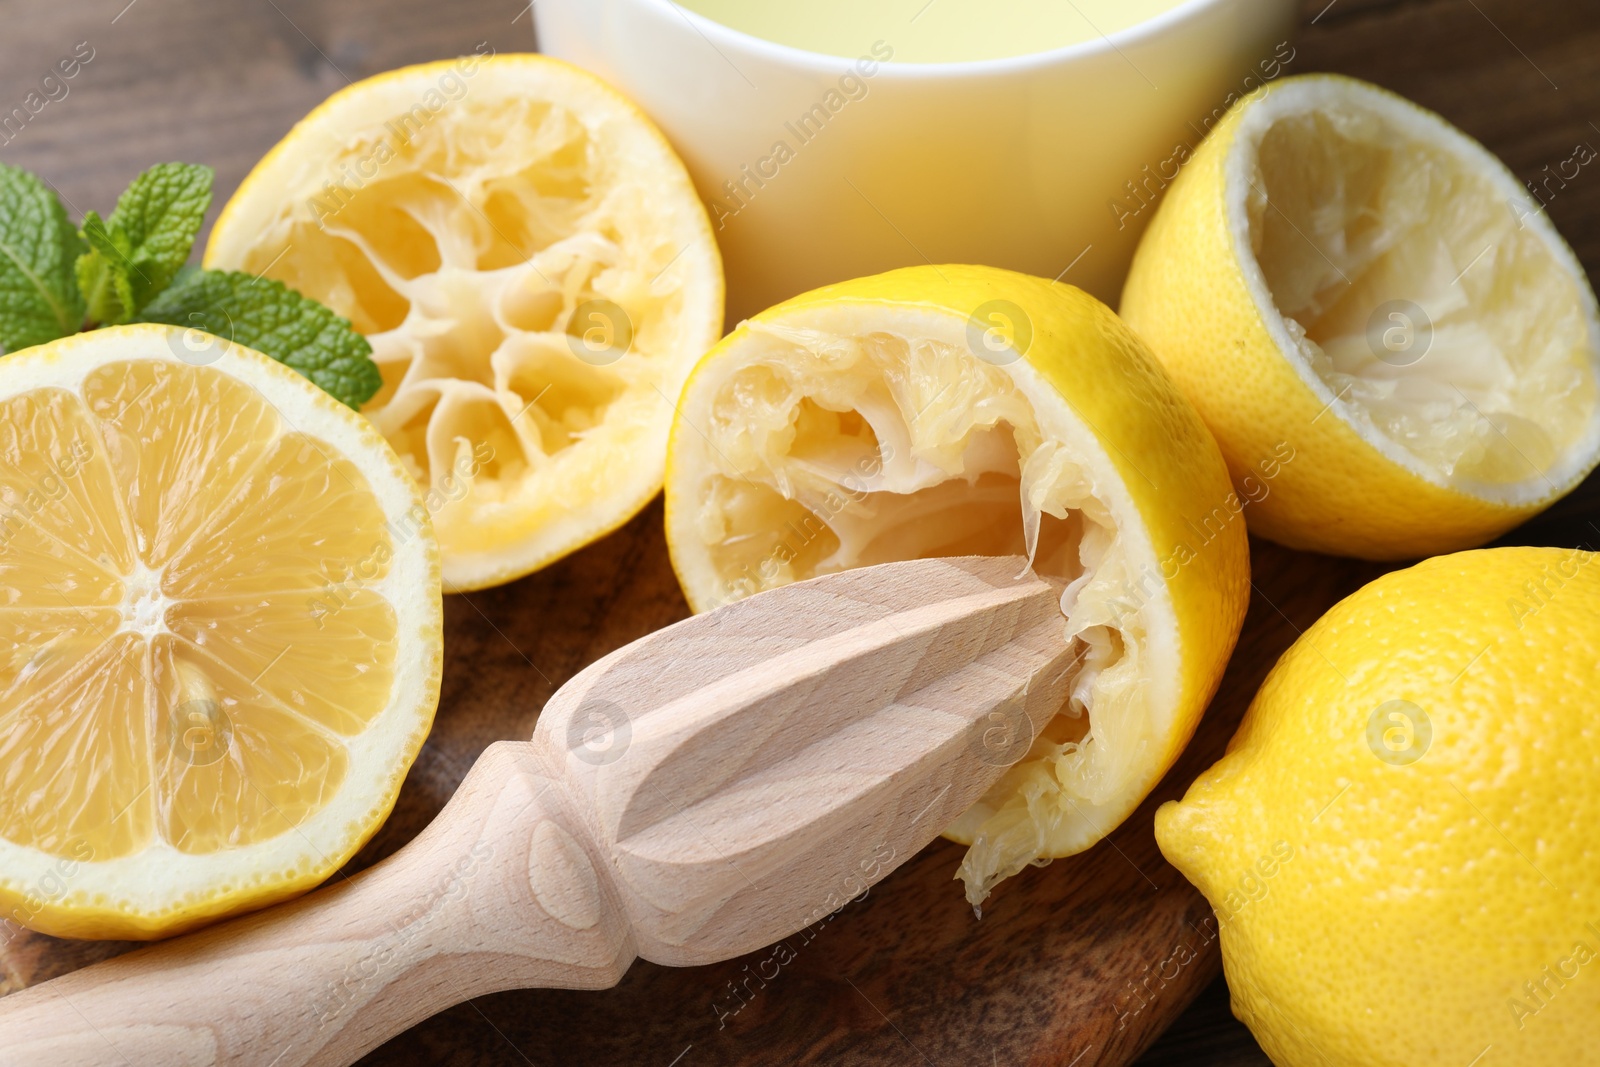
[0, 556, 1077, 1067]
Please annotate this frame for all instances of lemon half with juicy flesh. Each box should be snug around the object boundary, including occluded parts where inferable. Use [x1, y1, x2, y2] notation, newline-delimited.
[1122, 74, 1600, 560]
[0, 325, 441, 940]
[205, 54, 724, 590]
[664, 266, 1250, 904]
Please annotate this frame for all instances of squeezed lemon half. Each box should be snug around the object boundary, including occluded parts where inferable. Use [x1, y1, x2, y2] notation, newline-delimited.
[1122, 74, 1600, 559]
[206, 55, 724, 590]
[0, 325, 441, 940]
[665, 266, 1250, 903]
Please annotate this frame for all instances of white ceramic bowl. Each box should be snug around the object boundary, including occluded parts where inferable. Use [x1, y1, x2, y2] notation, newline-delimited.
[534, 0, 1300, 321]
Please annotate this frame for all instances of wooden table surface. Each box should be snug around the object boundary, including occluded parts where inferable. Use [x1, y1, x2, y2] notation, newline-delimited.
[4, 1, 1600, 1064]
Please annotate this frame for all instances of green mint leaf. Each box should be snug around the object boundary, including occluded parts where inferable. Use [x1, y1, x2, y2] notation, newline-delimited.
[137, 268, 382, 410]
[0, 162, 86, 353]
[76, 211, 138, 326]
[106, 162, 213, 311]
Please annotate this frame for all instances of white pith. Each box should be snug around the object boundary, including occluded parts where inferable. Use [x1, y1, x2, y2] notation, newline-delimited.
[118, 563, 174, 639]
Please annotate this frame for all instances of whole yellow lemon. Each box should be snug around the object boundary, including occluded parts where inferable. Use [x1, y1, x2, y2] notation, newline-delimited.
[1157, 546, 1600, 1066]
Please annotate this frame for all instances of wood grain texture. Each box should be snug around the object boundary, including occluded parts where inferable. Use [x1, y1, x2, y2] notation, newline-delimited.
[2, 1, 1599, 1064]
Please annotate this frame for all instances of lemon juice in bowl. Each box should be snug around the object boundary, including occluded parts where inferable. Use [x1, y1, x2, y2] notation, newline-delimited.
[676, 0, 1186, 62]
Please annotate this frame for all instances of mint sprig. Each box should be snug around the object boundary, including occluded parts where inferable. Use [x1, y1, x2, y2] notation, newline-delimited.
[0, 161, 380, 410]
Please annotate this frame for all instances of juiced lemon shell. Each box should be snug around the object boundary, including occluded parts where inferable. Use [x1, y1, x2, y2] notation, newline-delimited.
[206, 54, 724, 590]
[0, 325, 441, 940]
[1122, 74, 1600, 559]
[665, 265, 1250, 903]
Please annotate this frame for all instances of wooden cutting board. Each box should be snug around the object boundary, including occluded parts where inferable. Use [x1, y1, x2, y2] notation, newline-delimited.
[0, 500, 1389, 1066]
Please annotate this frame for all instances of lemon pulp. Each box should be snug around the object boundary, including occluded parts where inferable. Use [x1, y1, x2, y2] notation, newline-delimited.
[668, 295, 1203, 908]
[231, 92, 681, 517]
[0, 360, 397, 862]
[686, 321, 1155, 857]
[207, 57, 723, 589]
